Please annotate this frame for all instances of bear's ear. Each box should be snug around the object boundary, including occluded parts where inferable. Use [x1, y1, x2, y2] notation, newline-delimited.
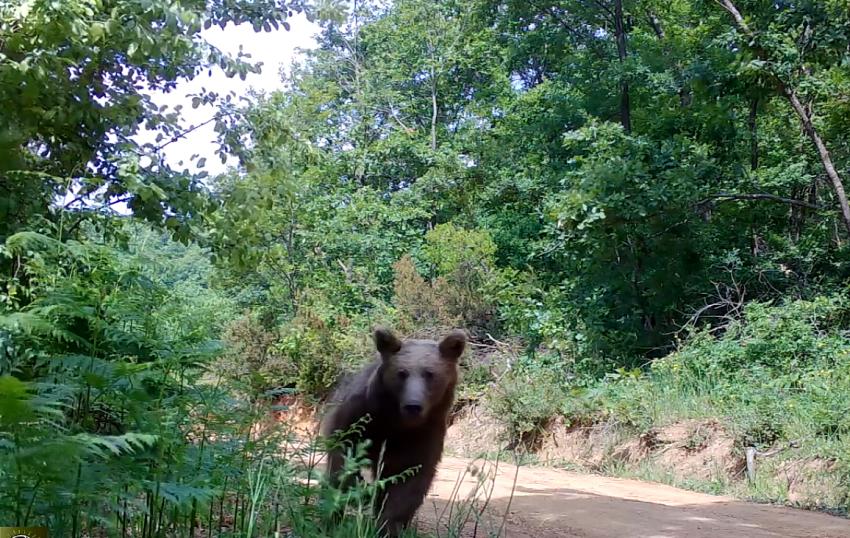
[374, 327, 402, 358]
[438, 330, 466, 362]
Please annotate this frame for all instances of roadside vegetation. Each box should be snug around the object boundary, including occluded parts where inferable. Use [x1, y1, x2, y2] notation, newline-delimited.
[2, 0, 850, 534]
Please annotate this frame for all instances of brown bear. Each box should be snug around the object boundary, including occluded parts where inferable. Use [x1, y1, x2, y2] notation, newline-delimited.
[320, 327, 466, 536]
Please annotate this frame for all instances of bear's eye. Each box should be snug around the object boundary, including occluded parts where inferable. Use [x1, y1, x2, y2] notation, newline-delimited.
[423, 370, 434, 381]
[397, 370, 409, 380]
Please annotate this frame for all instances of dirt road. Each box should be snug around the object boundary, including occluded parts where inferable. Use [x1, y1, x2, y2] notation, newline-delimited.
[277, 403, 849, 537]
[416, 456, 850, 538]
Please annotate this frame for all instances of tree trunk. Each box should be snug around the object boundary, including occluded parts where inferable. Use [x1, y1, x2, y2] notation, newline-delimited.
[430, 66, 438, 151]
[614, 0, 631, 133]
[748, 97, 759, 171]
[718, 0, 850, 236]
[646, 10, 664, 39]
[352, 0, 366, 184]
[783, 87, 850, 235]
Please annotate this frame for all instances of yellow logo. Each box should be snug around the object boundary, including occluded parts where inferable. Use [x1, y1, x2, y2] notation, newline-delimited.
[0, 528, 47, 538]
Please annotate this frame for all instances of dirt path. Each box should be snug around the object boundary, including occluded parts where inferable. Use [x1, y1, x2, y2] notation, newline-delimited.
[416, 456, 850, 538]
[274, 402, 849, 537]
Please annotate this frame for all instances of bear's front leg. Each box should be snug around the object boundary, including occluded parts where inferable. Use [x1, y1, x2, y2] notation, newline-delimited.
[376, 465, 437, 537]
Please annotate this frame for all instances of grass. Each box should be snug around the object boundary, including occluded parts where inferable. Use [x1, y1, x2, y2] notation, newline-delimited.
[250, 418, 522, 538]
[474, 297, 850, 517]
[423, 452, 520, 538]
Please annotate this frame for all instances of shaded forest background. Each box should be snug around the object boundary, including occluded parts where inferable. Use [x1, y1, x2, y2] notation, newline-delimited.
[2, 0, 850, 535]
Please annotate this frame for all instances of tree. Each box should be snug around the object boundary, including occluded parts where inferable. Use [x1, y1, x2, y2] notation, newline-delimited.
[714, 0, 850, 236]
[0, 0, 312, 241]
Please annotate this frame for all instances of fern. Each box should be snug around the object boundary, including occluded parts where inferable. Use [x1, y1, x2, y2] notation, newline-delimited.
[71, 433, 158, 458]
[0, 223, 327, 537]
[0, 376, 66, 429]
[157, 481, 215, 506]
[4, 231, 65, 256]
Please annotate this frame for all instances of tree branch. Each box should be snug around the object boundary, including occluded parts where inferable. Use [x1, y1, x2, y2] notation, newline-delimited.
[535, 2, 585, 42]
[646, 10, 665, 39]
[696, 192, 823, 211]
[716, 0, 749, 32]
[588, 0, 615, 20]
[715, 0, 850, 235]
[153, 115, 221, 152]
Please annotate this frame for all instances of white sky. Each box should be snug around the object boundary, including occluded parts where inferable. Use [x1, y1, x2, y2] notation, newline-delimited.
[59, 14, 319, 213]
[142, 13, 320, 175]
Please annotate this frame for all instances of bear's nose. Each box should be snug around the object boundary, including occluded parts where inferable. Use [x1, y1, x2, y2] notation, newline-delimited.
[403, 403, 423, 416]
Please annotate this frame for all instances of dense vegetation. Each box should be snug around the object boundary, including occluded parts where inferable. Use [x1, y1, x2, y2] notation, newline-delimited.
[2, 0, 850, 534]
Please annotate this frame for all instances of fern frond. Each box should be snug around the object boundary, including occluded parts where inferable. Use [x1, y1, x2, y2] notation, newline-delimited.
[0, 376, 66, 429]
[71, 433, 158, 458]
[157, 481, 215, 506]
[0, 312, 54, 335]
[5, 231, 65, 255]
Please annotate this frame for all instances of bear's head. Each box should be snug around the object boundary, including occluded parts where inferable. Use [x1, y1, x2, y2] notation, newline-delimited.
[374, 327, 466, 428]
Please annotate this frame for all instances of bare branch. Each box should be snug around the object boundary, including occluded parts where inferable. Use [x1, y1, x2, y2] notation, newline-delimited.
[646, 11, 665, 39]
[714, 0, 850, 235]
[716, 0, 750, 33]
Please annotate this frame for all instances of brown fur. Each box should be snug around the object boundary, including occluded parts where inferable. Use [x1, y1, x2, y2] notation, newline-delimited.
[320, 327, 466, 536]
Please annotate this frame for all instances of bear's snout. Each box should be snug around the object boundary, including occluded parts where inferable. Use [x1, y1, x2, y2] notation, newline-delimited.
[402, 403, 424, 417]
[399, 374, 428, 423]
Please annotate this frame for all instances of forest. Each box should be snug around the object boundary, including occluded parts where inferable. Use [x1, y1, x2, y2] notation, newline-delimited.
[2, 0, 850, 536]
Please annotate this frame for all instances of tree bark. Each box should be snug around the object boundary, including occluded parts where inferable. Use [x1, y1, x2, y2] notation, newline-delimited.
[718, 0, 850, 235]
[646, 10, 665, 39]
[748, 97, 759, 171]
[430, 65, 438, 151]
[783, 87, 850, 234]
[614, 0, 631, 133]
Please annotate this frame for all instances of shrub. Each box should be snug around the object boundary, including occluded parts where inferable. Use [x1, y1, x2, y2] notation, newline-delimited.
[424, 224, 499, 336]
[392, 255, 460, 338]
[568, 295, 850, 449]
[486, 353, 569, 447]
[421, 223, 497, 277]
[220, 312, 291, 394]
[275, 306, 345, 401]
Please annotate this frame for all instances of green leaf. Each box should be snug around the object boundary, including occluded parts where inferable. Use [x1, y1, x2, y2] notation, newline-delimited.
[89, 22, 105, 42]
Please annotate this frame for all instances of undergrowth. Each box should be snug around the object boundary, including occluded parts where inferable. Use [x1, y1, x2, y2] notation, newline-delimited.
[480, 295, 850, 514]
[0, 223, 514, 535]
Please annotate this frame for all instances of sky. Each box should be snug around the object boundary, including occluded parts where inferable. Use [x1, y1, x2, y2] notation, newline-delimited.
[58, 13, 319, 213]
[141, 13, 320, 175]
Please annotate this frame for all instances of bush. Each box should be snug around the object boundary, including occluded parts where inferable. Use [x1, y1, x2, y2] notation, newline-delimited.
[220, 312, 291, 394]
[392, 255, 459, 337]
[560, 295, 850, 449]
[421, 223, 497, 277]
[275, 306, 346, 401]
[424, 225, 499, 336]
[391, 224, 501, 338]
[486, 353, 569, 447]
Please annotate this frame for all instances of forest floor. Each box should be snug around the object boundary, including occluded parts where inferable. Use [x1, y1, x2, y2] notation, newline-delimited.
[418, 455, 850, 538]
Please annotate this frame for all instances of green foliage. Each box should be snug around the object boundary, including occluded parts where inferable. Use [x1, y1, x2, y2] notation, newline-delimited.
[5, 0, 850, 528]
[0, 0, 313, 240]
[0, 222, 235, 533]
[486, 354, 570, 445]
[392, 255, 460, 336]
[422, 223, 497, 277]
[557, 296, 850, 451]
[219, 312, 289, 394]
[276, 307, 345, 400]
